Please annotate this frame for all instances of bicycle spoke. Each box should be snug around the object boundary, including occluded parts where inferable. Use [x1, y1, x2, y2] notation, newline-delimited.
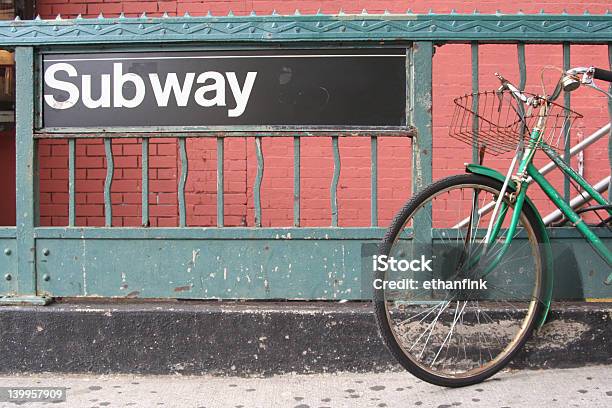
[431, 300, 467, 367]
[381, 178, 543, 381]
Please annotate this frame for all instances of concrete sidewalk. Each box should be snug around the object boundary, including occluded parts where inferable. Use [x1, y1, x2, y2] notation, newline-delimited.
[0, 365, 610, 407]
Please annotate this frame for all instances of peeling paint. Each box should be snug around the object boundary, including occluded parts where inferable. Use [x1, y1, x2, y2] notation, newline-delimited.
[81, 239, 88, 296]
[187, 249, 201, 274]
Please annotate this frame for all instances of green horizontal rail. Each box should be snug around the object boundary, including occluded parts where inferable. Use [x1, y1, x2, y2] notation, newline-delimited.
[35, 130, 415, 138]
[0, 227, 16, 238]
[33, 227, 393, 240]
[28, 226, 611, 300]
[25, 225, 612, 240]
[2, 13, 612, 46]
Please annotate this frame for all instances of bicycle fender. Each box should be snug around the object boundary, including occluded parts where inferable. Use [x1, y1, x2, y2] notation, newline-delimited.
[466, 163, 553, 328]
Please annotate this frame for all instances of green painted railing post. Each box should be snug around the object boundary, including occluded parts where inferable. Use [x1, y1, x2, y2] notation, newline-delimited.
[254, 137, 264, 227]
[293, 136, 300, 227]
[370, 136, 378, 227]
[471, 42, 479, 164]
[563, 42, 571, 203]
[411, 41, 433, 194]
[411, 41, 434, 251]
[141, 138, 149, 226]
[178, 138, 188, 227]
[330, 136, 340, 227]
[67, 139, 76, 226]
[103, 138, 114, 227]
[216, 137, 224, 227]
[4, 47, 50, 305]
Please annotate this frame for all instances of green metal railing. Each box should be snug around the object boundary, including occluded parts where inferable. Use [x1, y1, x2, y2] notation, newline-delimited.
[36, 132, 410, 229]
[0, 12, 610, 304]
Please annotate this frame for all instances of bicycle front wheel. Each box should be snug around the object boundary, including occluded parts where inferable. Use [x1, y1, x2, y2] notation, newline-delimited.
[373, 173, 545, 387]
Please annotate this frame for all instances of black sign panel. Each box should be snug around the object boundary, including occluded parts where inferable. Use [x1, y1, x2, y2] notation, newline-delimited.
[41, 49, 406, 129]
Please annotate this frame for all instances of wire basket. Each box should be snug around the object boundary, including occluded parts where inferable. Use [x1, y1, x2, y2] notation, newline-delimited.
[449, 90, 583, 156]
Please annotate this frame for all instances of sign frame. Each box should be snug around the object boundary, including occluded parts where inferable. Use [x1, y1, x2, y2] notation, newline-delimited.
[34, 43, 413, 136]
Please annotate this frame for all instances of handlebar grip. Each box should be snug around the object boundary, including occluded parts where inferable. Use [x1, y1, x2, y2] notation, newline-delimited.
[593, 67, 612, 83]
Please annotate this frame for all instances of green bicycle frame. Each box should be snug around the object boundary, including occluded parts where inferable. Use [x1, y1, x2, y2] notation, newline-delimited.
[465, 122, 611, 326]
[527, 160, 612, 266]
[482, 130, 612, 275]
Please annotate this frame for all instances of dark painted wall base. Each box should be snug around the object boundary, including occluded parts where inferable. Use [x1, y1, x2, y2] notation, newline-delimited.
[0, 301, 609, 375]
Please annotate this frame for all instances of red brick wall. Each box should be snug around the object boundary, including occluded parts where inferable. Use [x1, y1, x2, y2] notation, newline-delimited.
[0, 131, 16, 226]
[33, 1, 611, 228]
[34, 1, 612, 18]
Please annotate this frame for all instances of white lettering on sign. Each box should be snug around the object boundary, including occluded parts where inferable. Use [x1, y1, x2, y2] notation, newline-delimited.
[194, 72, 226, 108]
[149, 72, 195, 107]
[226, 72, 257, 117]
[43, 62, 258, 117]
[82, 73, 110, 108]
[113, 63, 146, 108]
[44, 63, 80, 110]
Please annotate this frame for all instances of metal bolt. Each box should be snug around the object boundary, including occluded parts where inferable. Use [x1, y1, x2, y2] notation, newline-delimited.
[4, 248, 11, 255]
[42, 274, 51, 282]
[42, 248, 50, 256]
[4, 273, 11, 281]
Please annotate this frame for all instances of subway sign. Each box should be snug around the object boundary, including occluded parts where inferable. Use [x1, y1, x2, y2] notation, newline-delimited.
[41, 49, 407, 130]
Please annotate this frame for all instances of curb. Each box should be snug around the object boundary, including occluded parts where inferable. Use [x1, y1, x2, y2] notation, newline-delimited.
[0, 301, 609, 375]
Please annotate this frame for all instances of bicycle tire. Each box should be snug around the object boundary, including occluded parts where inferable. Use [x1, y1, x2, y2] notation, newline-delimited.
[373, 173, 546, 387]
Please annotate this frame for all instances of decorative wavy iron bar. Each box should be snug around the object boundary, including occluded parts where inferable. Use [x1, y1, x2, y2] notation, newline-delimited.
[1, 12, 612, 45]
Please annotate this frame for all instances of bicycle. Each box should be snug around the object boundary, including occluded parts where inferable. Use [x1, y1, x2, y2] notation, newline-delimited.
[373, 65, 612, 387]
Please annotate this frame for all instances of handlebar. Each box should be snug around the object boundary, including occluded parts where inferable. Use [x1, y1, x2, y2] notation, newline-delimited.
[496, 65, 612, 105]
[593, 67, 612, 83]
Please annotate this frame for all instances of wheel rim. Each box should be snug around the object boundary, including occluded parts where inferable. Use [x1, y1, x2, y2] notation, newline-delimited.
[381, 182, 542, 379]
